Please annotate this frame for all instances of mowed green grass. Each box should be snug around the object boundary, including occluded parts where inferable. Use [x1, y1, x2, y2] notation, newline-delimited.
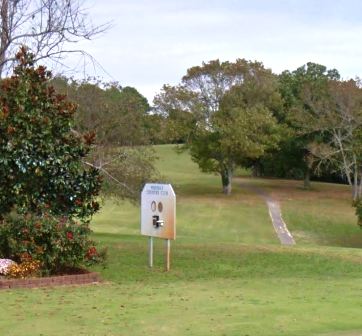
[0, 144, 361, 336]
[93, 145, 276, 245]
[239, 177, 362, 248]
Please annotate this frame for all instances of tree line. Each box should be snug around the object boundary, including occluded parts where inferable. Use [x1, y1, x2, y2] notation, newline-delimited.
[3, 48, 361, 225]
[152, 60, 362, 197]
[150, 59, 362, 226]
[50, 58, 362, 228]
[3, 1, 358, 206]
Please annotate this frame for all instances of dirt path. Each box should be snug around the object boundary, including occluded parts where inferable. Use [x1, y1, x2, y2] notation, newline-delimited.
[240, 183, 295, 245]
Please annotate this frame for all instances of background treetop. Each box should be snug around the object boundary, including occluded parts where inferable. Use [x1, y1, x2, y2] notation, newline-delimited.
[51, 75, 158, 201]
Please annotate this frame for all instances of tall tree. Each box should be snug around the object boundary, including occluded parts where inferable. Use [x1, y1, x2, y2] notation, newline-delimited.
[0, 0, 108, 77]
[278, 62, 340, 188]
[154, 59, 282, 194]
[295, 78, 362, 200]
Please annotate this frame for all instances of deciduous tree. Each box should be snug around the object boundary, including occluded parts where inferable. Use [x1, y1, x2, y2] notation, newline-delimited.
[0, 0, 108, 77]
[154, 59, 282, 194]
[296, 78, 362, 200]
[278, 62, 340, 188]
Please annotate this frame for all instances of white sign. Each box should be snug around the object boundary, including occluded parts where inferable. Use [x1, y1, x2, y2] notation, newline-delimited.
[141, 183, 176, 240]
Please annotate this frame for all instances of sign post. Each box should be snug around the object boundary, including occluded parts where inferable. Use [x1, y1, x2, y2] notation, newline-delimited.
[141, 183, 176, 271]
[165, 239, 171, 271]
[149, 236, 154, 268]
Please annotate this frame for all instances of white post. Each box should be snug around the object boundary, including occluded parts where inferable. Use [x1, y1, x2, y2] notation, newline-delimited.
[149, 236, 153, 268]
[165, 239, 171, 271]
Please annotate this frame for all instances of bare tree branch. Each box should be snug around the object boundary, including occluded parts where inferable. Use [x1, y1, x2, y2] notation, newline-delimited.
[0, 0, 110, 77]
[82, 160, 137, 196]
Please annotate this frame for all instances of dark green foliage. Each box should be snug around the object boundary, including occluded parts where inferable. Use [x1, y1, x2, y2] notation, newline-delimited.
[271, 63, 341, 186]
[261, 137, 308, 179]
[0, 47, 103, 273]
[0, 47, 102, 221]
[352, 199, 362, 229]
[0, 213, 103, 274]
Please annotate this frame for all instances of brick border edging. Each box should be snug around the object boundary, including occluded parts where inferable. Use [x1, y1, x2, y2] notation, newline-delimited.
[0, 272, 101, 289]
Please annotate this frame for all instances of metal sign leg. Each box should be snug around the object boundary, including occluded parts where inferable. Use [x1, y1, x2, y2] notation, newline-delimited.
[149, 236, 153, 268]
[165, 239, 171, 271]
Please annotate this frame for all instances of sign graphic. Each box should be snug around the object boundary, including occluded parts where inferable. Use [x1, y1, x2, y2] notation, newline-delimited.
[141, 183, 176, 240]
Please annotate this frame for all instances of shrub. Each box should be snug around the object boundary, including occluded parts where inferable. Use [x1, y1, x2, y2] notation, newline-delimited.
[0, 46, 102, 222]
[0, 213, 104, 275]
[0, 47, 104, 275]
[352, 199, 362, 228]
[7, 259, 41, 279]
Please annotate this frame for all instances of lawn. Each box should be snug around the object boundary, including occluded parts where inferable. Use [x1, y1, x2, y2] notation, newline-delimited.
[0, 144, 361, 336]
[238, 177, 362, 247]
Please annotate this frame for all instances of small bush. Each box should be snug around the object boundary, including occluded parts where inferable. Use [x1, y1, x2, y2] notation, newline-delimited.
[0, 213, 104, 275]
[0, 48, 105, 277]
[352, 199, 362, 228]
[7, 258, 41, 279]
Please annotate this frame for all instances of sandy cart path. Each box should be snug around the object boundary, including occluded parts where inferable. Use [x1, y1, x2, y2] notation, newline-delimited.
[240, 183, 295, 245]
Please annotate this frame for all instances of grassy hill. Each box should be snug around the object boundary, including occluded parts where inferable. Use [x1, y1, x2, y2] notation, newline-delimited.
[0, 144, 361, 336]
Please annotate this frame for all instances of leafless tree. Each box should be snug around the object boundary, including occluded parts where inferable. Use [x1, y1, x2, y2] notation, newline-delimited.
[0, 0, 109, 77]
[300, 79, 362, 200]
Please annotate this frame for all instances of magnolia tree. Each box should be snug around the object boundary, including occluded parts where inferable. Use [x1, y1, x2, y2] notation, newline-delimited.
[0, 47, 103, 274]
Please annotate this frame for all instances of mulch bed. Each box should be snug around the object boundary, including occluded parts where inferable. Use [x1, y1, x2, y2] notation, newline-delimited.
[0, 270, 101, 289]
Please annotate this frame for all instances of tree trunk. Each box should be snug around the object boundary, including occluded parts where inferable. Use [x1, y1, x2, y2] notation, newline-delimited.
[303, 167, 311, 189]
[0, 0, 9, 77]
[352, 168, 362, 201]
[352, 168, 359, 201]
[358, 173, 362, 200]
[221, 167, 232, 195]
[252, 160, 263, 177]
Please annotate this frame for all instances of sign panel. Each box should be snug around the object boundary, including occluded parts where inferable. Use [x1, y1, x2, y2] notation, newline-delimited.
[141, 183, 176, 240]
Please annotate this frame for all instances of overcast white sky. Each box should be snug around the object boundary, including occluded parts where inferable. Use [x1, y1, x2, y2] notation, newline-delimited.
[61, 0, 362, 104]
